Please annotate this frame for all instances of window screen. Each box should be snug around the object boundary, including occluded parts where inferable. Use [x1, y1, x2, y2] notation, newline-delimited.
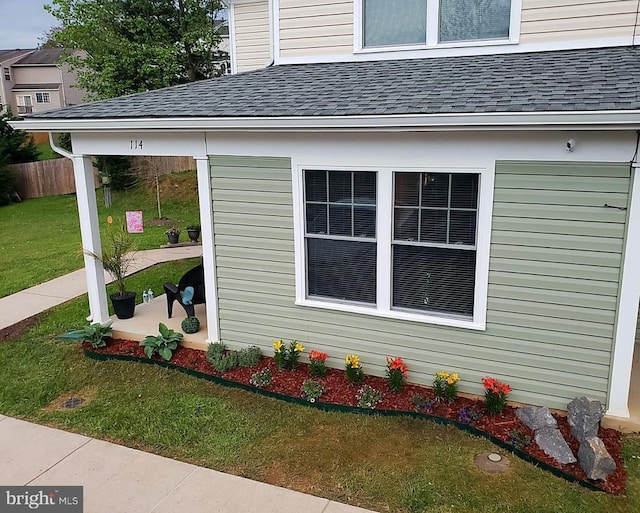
[393, 172, 478, 317]
[364, 0, 427, 47]
[305, 170, 377, 304]
[439, 0, 511, 42]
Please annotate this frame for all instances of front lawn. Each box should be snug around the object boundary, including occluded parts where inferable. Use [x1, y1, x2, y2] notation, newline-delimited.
[0, 170, 199, 298]
[0, 261, 638, 513]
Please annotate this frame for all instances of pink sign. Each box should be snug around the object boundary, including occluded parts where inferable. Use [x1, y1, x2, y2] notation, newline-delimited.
[125, 211, 144, 233]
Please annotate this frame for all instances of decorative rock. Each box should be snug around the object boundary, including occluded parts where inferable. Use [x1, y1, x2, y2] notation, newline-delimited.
[516, 406, 558, 431]
[567, 397, 604, 442]
[578, 436, 616, 481]
[534, 427, 577, 465]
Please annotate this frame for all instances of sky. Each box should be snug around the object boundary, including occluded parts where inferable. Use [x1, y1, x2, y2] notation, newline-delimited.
[0, 0, 58, 49]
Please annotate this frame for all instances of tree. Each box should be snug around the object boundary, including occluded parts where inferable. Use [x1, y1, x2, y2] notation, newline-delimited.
[0, 110, 39, 205]
[46, 0, 227, 100]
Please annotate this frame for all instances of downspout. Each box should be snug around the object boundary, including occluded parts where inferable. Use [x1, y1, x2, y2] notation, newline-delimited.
[49, 131, 73, 159]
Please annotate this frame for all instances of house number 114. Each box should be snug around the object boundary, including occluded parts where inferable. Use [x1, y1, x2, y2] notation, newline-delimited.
[130, 139, 143, 150]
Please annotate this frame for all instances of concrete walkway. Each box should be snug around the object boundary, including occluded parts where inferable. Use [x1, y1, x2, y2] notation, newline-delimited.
[0, 246, 203, 332]
[0, 416, 374, 513]
[0, 247, 378, 513]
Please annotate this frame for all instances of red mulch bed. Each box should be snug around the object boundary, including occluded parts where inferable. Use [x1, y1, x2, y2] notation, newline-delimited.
[86, 338, 626, 494]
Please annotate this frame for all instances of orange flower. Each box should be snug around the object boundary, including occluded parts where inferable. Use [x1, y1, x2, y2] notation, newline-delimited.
[482, 377, 511, 395]
[308, 350, 328, 362]
[386, 357, 408, 378]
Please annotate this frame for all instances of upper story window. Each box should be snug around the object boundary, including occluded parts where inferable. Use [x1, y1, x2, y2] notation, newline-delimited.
[362, 0, 514, 49]
[3, 67, 10, 81]
[35, 92, 51, 104]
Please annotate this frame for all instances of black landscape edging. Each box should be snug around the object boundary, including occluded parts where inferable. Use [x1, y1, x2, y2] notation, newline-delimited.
[83, 348, 604, 493]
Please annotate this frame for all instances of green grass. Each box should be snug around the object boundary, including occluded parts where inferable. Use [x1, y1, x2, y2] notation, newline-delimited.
[36, 142, 63, 161]
[0, 170, 199, 297]
[0, 263, 638, 513]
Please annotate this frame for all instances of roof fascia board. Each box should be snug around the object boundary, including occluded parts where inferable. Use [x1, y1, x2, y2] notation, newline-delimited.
[10, 111, 640, 132]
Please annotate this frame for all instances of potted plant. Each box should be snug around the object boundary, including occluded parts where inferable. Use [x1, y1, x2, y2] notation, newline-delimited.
[186, 224, 201, 242]
[165, 227, 180, 244]
[88, 226, 137, 319]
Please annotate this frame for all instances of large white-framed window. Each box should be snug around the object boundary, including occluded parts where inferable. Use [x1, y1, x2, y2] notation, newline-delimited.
[16, 95, 32, 114]
[355, 0, 521, 52]
[35, 92, 51, 104]
[293, 165, 492, 330]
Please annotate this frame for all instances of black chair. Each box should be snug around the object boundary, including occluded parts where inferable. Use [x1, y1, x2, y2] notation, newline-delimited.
[163, 264, 205, 318]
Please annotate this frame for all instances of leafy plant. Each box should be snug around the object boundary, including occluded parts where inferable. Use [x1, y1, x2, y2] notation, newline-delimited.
[238, 346, 261, 368]
[57, 321, 113, 348]
[433, 371, 460, 403]
[386, 356, 408, 392]
[412, 394, 434, 414]
[139, 323, 183, 361]
[300, 380, 327, 403]
[308, 350, 328, 377]
[206, 341, 226, 361]
[211, 351, 239, 374]
[87, 224, 136, 297]
[249, 368, 272, 388]
[186, 223, 201, 230]
[273, 339, 304, 370]
[458, 406, 481, 424]
[356, 384, 383, 409]
[482, 377, 512, 415]
[345, 354, 364, 384]
[165, 227, 181, 236]
[509, 429, 532, 449]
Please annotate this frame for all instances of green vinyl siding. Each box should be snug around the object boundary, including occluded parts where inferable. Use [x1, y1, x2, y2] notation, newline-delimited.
[210, 156, 630, 410]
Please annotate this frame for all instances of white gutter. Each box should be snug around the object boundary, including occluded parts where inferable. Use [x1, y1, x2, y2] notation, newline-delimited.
[9, 110, 640, 133]
[48, 132, 75, 159]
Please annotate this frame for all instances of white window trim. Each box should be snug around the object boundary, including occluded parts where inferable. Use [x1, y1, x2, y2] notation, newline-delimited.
[353, 0, 522, 54]
[292, 164, 493, 331]
[35, 92, 51, 104]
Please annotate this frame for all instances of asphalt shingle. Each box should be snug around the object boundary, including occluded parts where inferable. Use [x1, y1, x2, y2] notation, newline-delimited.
[28, 46, 640, 120]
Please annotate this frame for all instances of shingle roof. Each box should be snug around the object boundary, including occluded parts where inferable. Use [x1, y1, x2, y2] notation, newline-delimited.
[0, 49, 34, 63]
[29, 46, 640, 120]
[14, 48, 64, 65]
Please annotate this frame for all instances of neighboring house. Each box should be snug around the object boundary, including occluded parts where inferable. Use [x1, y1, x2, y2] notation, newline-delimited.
[6, 48, 86, 115]
[0, 49, 33, 114]
[12, 1, 640, 426]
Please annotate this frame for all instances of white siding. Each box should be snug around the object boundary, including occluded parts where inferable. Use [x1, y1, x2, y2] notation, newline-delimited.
[233, 1, 271, 73]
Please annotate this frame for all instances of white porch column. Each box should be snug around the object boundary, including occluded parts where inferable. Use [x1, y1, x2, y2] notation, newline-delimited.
[72, 155, 109, 324]
[195, 156, 220, 343]
[608, 167, 640, 418]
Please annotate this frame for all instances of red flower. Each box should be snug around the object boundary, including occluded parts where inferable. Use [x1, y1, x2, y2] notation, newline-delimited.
[482, 376, 511, 395]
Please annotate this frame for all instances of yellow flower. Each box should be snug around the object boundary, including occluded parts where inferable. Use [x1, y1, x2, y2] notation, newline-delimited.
[345, 354, 360, 368]
[435, 371, 450, 379]
[447, 373, 459, 385]
[294, 342, 305, 353]
[273, 339, 284, 352]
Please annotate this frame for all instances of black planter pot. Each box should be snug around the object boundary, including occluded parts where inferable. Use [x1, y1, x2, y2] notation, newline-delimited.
[110, 291, 136, 319]
[187, 229, 200, 242]
[167, 233, 180, 244]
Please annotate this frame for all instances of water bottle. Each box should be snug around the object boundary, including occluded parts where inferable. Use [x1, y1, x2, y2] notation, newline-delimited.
[147, 288, 154, 302]
[142, 290, 149, 305]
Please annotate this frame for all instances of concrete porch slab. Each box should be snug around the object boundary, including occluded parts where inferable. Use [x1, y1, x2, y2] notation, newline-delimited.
[0, 418, 91, 485]
[111, 295, 208, 350]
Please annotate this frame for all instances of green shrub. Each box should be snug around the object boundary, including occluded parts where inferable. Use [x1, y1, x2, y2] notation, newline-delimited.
[212, 351, 239, 374]
[181, 316, 200, 334]
[300, 380, 326, 403]
[238, 346, 261, 367]
[206, 342, 226, 362]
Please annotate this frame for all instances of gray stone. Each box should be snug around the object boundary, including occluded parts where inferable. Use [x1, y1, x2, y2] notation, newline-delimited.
[577, 436, 616, 481]
[516, 406, 558, 431]
[567, 397, 604, 442]
[534, 427, 577, 465]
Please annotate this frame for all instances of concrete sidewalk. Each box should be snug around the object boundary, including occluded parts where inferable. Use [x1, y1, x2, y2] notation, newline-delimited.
[0, 416, 374, 513]
[0, 246, 203, 333]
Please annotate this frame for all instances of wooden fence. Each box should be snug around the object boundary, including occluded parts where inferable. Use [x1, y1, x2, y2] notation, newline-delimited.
[9, 156, 196, 199]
